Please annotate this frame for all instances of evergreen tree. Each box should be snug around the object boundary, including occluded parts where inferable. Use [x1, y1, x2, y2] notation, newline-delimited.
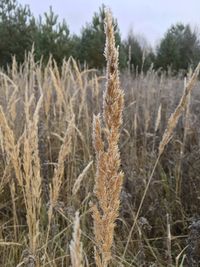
[156, 23, 200, 72]
[78, 5, 126, 69]
[34, 7, 72, 65]
[0, 0, 36, 66]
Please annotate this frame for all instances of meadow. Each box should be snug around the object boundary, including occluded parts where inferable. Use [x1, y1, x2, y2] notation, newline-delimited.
[0, 11, 200, 267]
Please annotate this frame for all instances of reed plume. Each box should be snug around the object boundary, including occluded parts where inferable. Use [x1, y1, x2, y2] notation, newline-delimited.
[70, 211, 83, 267]
[0, 90, 43, 264]
[92, 9, 124, 267]
[49, 115, 74, 209]
[159, 63, 200, 156]
[123, 63, 200, 258]
[23, 93, 43, 256]
[45, 115, 74, 260]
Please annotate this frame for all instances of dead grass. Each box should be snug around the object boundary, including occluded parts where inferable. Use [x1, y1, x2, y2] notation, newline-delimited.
[92, 9, 124, 267]
[0, 9, 200, 267]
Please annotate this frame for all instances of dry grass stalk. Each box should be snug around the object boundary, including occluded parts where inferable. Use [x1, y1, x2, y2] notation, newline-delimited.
[123, 63, 200, 259]
[50, 66, 66, 115]
[0, 89, 43, 261]
[70, 211, 83, 267]
[159, 62, 200, 156]
[72, 160, 93, 195]
[0, 165, 10, 195]
[152, 103, 162, 151]
[92, 9, 124, 267]
[10, 180, 18, 241]
[166, 213, 172, 267]
[23, 93, 43, 255]
[44, 115, 74, 259]
[49, 115, 74, 210]
[155, 104, 162, 132]
[176, 77, 191, 196]
[0, 106, 22, 186]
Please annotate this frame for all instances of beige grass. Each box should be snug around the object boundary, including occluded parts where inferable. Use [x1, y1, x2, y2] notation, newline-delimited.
[0, 9, 200, 267]
[123, 62, 200, 259]
[92, 9, 124, 267]
[0, 91, 43, 264]
[70, 211, 83, 267]
[23, 92, 43, 257]
[158, 62, 200, 156]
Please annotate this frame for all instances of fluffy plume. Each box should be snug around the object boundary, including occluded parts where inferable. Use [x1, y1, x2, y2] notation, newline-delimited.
[92, 9, 124, 267]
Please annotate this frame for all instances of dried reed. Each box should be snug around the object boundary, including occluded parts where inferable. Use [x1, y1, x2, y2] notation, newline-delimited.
[23, 92, 43, 256]
[72, 160, 93, 195]
[123, 62, 200, 259]
[45, 115, 74, 261]
[0, 88, 43, 263]
[92, 9, 124, 267]
[70, 211, 83, 267]
[159, 63, 200, 156]
[49, 115, 74, 209]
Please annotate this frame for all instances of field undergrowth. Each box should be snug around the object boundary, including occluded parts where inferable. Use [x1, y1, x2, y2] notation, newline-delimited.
[1, 11, 200, 267]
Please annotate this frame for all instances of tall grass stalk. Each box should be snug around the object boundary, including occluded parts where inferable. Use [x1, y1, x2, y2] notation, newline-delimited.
[70, 211, 83, 267]
[123, 62, 200, 259]
[92, 9, 124, 267]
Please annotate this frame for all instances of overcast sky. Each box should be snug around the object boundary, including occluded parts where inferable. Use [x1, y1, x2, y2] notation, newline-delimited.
[19, 0, 200, 46]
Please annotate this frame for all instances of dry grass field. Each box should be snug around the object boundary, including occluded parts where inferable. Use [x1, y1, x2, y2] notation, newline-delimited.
[1, 10, 200, 267]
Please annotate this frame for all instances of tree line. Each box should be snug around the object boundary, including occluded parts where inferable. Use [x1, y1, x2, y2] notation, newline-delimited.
[1, 0, 200, 73]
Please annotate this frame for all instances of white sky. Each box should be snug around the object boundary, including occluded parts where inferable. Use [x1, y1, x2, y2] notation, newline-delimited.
[19, 0, 200, 46]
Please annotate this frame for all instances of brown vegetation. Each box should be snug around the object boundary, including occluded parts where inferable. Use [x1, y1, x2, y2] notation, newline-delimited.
[0, 9, 200, 267]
